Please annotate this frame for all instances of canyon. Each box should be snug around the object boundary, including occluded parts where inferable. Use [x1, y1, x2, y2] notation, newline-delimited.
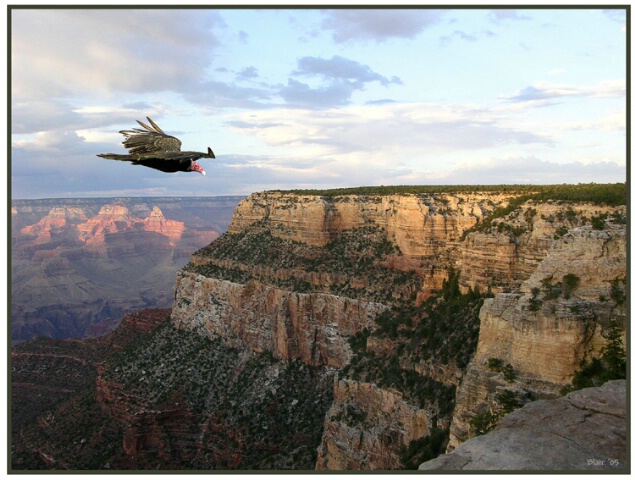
[11, 197, 242, 341]
[10, 185, 627, 471]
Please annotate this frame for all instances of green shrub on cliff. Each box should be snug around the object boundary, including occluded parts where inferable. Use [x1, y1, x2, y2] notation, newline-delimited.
[610, 278, 626, 305]
[345, 269, 489, 421]
[562, 318, 626, 394]
[399, 426, 449, 470]
[470, 389, 523, 436]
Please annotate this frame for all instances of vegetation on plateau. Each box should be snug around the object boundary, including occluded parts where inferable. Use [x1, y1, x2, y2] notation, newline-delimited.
[187, 223, 421, 304]
[271, 183, 626, 206]
[343, 269, 491, 422]
[460, 183, 626, 237]
[102, 320, 334, 470]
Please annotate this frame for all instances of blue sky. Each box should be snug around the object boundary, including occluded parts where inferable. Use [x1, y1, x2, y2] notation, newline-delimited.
[10, 6, 627, 198]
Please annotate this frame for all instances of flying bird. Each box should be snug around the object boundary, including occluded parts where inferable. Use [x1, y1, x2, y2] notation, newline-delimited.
[97, 117, 215, 175]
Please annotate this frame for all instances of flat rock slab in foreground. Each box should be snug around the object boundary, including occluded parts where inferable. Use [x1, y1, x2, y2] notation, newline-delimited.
[419, 380, 627, 471]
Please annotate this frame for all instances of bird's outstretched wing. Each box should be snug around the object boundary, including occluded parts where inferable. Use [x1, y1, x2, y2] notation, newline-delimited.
[120, 117, 182, 156]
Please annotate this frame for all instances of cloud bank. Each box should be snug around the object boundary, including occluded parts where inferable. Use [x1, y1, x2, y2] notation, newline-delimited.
[10, 8, 627, 198]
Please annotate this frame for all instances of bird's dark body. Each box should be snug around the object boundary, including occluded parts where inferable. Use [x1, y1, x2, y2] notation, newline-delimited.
[98, 152, 211, 173]
[97, 117, 214, 174]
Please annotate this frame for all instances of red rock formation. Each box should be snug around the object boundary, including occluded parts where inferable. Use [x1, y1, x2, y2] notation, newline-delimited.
[76, 205, 133, 246]
[143, 206, 186, 243]
[20, 207, 87, 244]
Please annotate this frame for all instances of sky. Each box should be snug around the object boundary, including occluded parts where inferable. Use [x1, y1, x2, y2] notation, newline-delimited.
[9, 5, 628, 199]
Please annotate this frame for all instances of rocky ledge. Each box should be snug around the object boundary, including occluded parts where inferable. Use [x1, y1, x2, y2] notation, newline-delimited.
[419, 380, 627, 471]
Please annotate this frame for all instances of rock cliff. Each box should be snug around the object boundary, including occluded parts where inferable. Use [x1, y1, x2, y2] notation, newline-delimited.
[316, 378, 429, 470]
[459, 202, 624, 293]
[172, 274, 385, 367]
[447, 223, 626, 451]
[226, 191, 514, 295]
[229, 192, 505, 253]
[174, 190, 517, 354]
[172, 186, 626, 470]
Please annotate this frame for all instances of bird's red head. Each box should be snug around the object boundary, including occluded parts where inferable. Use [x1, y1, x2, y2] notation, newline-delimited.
[190, 161, 206, 175]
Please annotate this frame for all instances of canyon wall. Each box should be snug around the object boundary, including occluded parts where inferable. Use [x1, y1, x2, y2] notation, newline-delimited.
[227, 192, 514, 293]
[172, 191, 515, 468]
[172, 273, 386, 368]
[316, 378, 429, 470]
[13, 187, 626, 471]
[448, 224, 627, 450]
[459, 202, 623, 293]
[170, 189, 626, 469]
[229, 192, 503, 253]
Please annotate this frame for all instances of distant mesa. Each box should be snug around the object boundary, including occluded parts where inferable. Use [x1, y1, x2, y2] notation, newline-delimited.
[11, 197, 240, 342]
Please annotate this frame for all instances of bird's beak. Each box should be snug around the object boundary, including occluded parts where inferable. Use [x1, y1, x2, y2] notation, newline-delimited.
[191, 161, 206, 175]
[208, 147, 215, 158]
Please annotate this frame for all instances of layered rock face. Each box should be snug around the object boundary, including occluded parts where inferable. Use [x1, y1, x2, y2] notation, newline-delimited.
[175, 191, 495, 370]
[172, 189, 626, 470]
[172, 273, 385, 367]
[173, 191, 512, 468]
[476, 226, 626, 382]
[174, 191, 513, 372]
[316, 378, 429, 470]
[229, 191, 507, 253]
[459, 203, 623, 293]
[420, 380, 627, 471]
[448, 224, 627, 450]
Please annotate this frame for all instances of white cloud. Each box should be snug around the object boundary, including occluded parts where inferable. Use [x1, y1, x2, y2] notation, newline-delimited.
[501, 80, 625, 105]
[226, 102, 553, 159]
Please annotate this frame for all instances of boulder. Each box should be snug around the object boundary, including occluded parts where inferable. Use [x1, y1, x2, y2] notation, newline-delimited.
[420, 380, 627, 471]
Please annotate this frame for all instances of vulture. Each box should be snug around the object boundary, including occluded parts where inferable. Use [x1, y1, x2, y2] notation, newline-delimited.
[97, 117, 215, 175]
